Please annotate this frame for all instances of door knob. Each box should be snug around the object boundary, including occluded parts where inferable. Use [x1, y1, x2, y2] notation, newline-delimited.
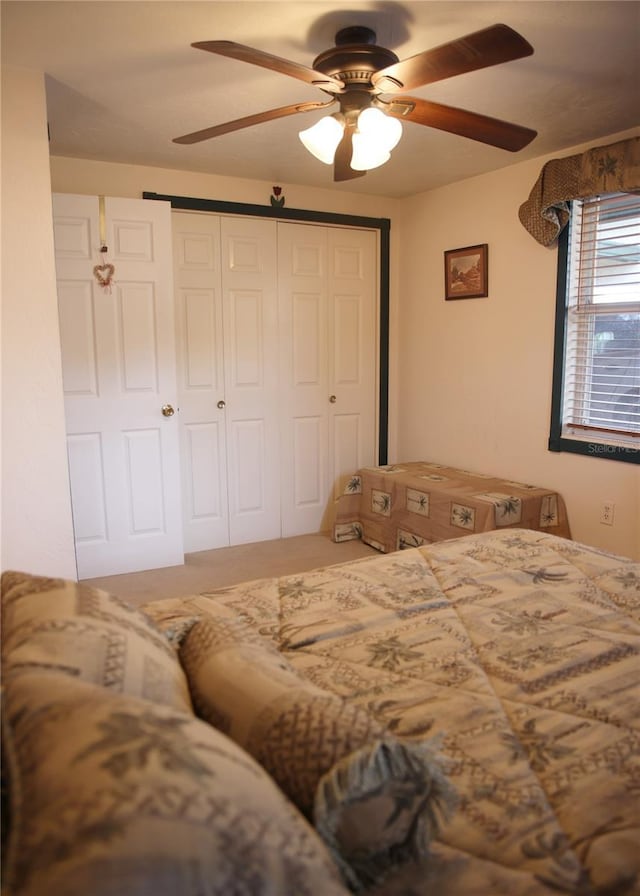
[217, 400, 226, 409]
[161, 404, 175, 417]
[329, 395, 337, 403]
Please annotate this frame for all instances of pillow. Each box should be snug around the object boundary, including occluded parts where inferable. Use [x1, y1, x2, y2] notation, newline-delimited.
[1, 571, 192, 712]
[2, 670, 350, 896]
[315, 737, 455, 891]
[179, 615, 456, 890]
[179, 614, 384, 814]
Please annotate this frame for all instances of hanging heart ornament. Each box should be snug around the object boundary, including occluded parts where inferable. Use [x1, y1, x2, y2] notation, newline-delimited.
[93, 262, 115, 288]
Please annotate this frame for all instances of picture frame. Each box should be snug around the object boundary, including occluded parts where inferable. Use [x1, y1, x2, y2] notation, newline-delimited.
[444, 243, 488, 300]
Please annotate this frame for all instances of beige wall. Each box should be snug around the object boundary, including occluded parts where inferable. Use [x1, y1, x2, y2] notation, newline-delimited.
[396, 129, 640, 559]
[1, 66, 76, 576]
[49, 156, 402, 224]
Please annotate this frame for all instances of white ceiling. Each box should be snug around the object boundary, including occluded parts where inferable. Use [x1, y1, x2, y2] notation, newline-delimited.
[2, 0, 638, 199]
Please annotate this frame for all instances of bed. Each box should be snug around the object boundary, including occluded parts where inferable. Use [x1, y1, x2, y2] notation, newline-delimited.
[143, 528, 640, 895]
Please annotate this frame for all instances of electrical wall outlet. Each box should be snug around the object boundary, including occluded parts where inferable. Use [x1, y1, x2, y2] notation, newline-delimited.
[600, 502, 615, 526]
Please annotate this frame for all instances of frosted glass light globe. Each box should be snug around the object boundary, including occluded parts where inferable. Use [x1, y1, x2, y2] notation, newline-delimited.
[299, 116, 344, 164]
[350, 133, 391, 171]
[357, 107, 402, 150]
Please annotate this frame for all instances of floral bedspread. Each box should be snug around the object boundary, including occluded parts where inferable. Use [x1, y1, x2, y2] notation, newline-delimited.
[144, 529, 640, 895]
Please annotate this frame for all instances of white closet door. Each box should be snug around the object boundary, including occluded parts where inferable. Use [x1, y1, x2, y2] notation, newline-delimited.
[54, 194, 183, 578]
[172, 212, 229, 551]
[277, 223, 330, 536]
[221, 216, 281, 545]
[173, 213, 280, 550]
[327, 226, 377, 501]
[278, 223, 377, 536]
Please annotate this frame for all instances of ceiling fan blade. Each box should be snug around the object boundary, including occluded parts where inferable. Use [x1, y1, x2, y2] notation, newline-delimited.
[173, 100, 335, 144]
[384, 97, 537, 151]
[372, 24, 533, 93]
[192, 41, 344, 92]
[333, 124, 366, 182]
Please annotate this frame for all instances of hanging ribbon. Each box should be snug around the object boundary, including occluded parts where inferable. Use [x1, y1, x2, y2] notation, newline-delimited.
[93, 195, 115, 291]
[98, 194, 108, 251]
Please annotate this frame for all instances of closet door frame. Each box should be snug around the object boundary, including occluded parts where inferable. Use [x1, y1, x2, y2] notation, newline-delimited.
[143, 191, 390, 465]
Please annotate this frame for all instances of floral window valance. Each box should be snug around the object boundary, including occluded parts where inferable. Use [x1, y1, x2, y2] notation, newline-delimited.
[518, 136, 640, 246]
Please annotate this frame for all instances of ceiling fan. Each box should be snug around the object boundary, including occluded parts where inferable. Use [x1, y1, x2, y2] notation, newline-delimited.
[174, 23, 537, 182]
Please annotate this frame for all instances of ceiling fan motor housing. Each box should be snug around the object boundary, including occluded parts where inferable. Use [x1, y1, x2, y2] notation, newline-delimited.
[313, 27, 399, 91]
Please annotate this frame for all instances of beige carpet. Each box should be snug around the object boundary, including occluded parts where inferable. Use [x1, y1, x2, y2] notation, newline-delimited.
[83, 532, 378, 607]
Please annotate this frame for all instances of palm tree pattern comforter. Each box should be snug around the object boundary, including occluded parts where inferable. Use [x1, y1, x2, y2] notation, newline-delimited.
[144, 529, 640, 895]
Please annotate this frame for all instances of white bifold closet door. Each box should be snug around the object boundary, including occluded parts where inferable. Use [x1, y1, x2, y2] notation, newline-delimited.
[173, 213, 281, 551]
[53, 194, 184, 578]
[277, 222, 377, 537]
[173, 212, 377, 553]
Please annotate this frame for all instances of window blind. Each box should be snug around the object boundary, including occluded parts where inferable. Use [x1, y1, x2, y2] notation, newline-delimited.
[562, 192, 640, 446]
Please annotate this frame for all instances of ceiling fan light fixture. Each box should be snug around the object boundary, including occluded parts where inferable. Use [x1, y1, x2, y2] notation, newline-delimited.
[357, 107, 403, 150]
[350, 132, 391, 171]
[299, 114, 344, 164]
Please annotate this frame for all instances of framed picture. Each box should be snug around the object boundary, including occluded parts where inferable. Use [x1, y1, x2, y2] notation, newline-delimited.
[444, 243, 488, 300]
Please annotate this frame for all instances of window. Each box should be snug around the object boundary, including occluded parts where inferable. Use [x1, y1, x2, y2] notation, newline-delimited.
[550, 191, 640, 464]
